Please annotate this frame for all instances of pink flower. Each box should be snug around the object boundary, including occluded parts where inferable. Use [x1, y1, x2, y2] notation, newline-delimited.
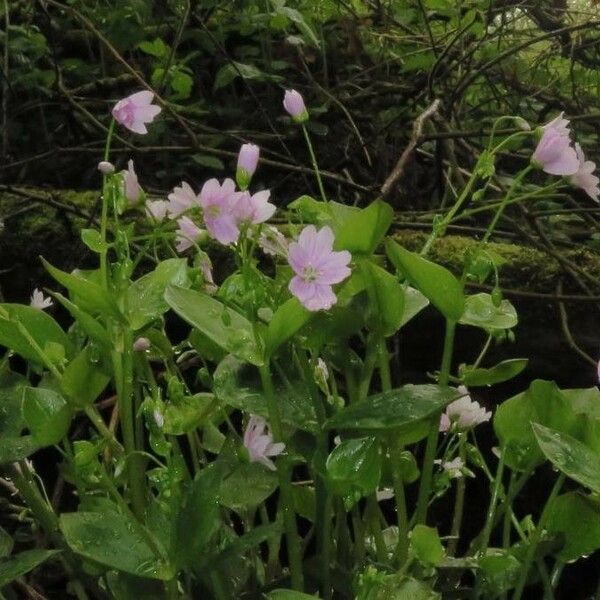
[146, 200, 168, 221]
[570, 143, 600, 201]
[234, 190, 276, 226]
[283, 89, 308, 123]
[30, 288, 52, 310]
[543, 112, 570, 137]
[133, 337, 151, 351]
[243, 415, 285, 471]
[123, 160, 142, 203]
[198, 178, 241, 245]
[111, 90, 161, 134]
[236, 144, 260, 190]
[288, 225, 351, 311]
[532, 114, 579, 176]
[439, 386, 491, 433]
[97, 161, 115, 175]
[259, 226, 289, 257]
[167, 181, 199, 218]
[175, 217, 205, 253]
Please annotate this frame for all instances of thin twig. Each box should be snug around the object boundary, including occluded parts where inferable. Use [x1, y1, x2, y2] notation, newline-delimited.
[381, 99, 441, 199]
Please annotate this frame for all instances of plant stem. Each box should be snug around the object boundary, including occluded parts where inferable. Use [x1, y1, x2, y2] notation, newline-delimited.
[482, 165, 532, 244]
[512, 473, 565, 600]
[112, 328, 146, 520]
[478, 447, 506, 558]
[100, 119, 115, 287]
[258, 363, 304, 591]
[390, 439, 409, 566]
[447, 436, 467, 556]
[414, 319, 456, 524]
[302, 124, 328, 203]
[7, 463, 90, 600]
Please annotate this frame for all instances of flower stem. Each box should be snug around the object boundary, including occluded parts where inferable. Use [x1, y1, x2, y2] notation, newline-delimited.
[477, 446, 506, 557]
[512, 473, 565, 600]
[7, 462, 90, 600]
[414, 319, 456, 525]
[447, 435, 467, 556]
[258, 363, 304, 591]
[481, 165, 533, 244]
[301, 124, 327, 203]
[100, 119, 115, 287]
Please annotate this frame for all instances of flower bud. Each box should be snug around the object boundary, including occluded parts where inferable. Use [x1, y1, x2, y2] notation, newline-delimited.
[283, 89, 308, 123]
[98, 161, 115, 175]
[133, 337, 151, 352]
[236, 143, 260, 190]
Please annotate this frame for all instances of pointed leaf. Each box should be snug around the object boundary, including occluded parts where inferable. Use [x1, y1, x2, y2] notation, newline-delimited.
[165, 286, 264, 366]
[385, 240, 464, 320]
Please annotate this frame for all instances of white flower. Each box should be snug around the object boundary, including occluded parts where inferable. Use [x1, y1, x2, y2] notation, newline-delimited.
[435, 457, 465, 479]
[439, 386, 491, 433]
[30, 288, 52, 310]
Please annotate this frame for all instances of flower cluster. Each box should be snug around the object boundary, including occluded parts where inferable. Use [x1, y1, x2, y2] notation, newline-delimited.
[439, 386, 491, 433]
[107, 89, 352, 313]
[532, 113, 599, 201]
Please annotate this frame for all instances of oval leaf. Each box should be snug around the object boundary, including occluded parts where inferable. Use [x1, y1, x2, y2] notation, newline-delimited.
[533, 423, 600, 493]
[326, 384, 458, 430]
[385, 240, 464, 321]
[165, 286, 264, 366]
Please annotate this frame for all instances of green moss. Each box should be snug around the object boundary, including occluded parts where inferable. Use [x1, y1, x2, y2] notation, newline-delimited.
[0, 188, 97, 301]
[393, 229, 600, 293]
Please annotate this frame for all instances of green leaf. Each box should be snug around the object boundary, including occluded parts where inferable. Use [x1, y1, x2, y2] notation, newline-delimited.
[326, 385, 457, 431]
[477, 550, 520, 596]
[385, 240, 464, 321]
[334, 200, 393, 255]
[411, 525, 445, 566]
[106, 571, 167, 600]
[60, 346, 111, 408]
[287, 195, 331, 223]
[219, 462, 278, 512]
[170, 70, 193, 99]
[266, 297, 311, 357]
[81, 229, 107, 253]
[0, 526, 13, 558]
[546, 492, 600, 562]
[60, 512, 169, 579]
[0, 549, 60, 587]
[460, 293, 517, 331]
[165, 286, 264, 366]
[162, 393, 216, 435]
[41, 259, 121, 319]
[274, 6, 320, 47]
[213, 355, 317, 433]
[533, 424, 600, 493]
[360, 261, 405, 336]
[494, 380, 580, 471]
[173, 465, 222, 569]
[0, 304, 71, 364]
[127, 259, 189, 330]
[191, 154, 225, 170]
[22, 387, 71, 446]
[267, 591, 318, 600]
[326, 437, 381, 507]
[401, 286, 429, 326]
[52, 292, 111, 347]
[213, 62, 274, 91]
[0, 436, 38, 464]
[138, 38, 168, 58]
[461, 359, 528, 387]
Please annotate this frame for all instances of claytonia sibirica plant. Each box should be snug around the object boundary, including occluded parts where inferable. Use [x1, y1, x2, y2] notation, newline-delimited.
[3, 88, 600, 600]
